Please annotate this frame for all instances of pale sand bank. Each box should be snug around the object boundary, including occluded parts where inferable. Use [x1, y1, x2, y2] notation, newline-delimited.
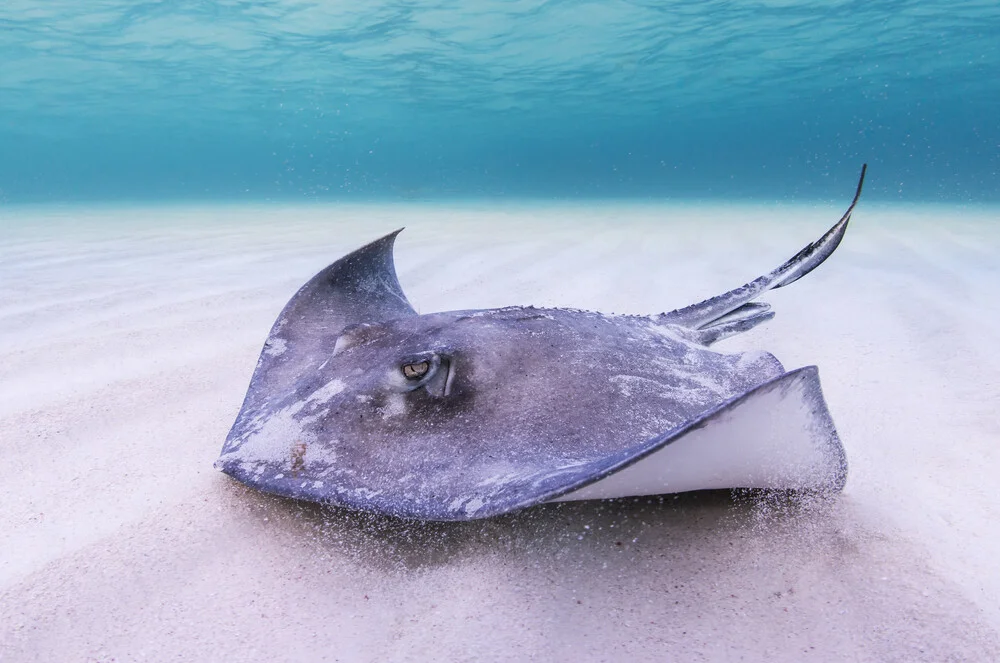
[1, 203, 999, 661]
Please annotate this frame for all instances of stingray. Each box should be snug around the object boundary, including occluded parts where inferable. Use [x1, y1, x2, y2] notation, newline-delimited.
[217, 166, 867, 521]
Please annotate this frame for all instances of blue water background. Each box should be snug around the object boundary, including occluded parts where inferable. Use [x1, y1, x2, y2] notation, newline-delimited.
[1, 1, 997, 204]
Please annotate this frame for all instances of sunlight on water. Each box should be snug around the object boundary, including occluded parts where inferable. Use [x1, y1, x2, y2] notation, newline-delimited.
[0, 1, 997, 202]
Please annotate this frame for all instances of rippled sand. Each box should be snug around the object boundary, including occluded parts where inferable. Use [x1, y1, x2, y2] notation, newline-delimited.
[2, 203, 998, 662]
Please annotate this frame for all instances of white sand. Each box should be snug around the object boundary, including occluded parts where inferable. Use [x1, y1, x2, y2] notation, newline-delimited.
[1, 203, 998, 662]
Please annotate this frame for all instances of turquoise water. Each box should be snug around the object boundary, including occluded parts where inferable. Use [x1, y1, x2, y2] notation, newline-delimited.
[1, 1, 997, 204]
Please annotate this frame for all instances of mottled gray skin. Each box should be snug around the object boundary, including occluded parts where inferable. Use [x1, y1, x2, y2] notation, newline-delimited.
[220, 306, 783, 519]
[218, 167, 866, 520]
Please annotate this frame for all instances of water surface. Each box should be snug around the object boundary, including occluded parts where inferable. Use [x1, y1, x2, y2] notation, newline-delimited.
[1, 1, 997, 203]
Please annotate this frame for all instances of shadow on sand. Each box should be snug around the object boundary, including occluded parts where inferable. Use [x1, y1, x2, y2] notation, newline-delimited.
[219, 479, 859, 575]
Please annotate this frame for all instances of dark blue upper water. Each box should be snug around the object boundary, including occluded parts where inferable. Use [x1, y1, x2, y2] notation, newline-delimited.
[2, 1, 998, 204]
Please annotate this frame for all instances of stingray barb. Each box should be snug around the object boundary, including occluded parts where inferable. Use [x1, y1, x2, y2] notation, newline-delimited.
[664, 164, 866, 345]
[217, 165, 866, 521]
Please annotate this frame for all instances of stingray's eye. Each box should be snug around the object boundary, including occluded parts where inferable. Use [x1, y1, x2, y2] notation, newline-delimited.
[394, 353, 448, 395]
[402, 361, 430, 380]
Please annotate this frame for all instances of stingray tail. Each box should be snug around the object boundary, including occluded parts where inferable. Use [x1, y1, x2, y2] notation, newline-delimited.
[664, 164, 866, 344]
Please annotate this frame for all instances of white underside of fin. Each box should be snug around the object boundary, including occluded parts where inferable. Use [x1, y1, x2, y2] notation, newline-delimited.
[550, 368, 844, 502]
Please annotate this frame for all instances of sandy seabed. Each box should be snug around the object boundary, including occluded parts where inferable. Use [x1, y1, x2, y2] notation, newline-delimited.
[1, 202, 998, 662]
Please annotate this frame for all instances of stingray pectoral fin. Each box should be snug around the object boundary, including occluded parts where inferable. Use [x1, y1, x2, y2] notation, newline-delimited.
[549, 366, 847, 503]
[663, 164, 866, 334]
[275, 228, 416, 335]
[236, 229, 416, 416]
